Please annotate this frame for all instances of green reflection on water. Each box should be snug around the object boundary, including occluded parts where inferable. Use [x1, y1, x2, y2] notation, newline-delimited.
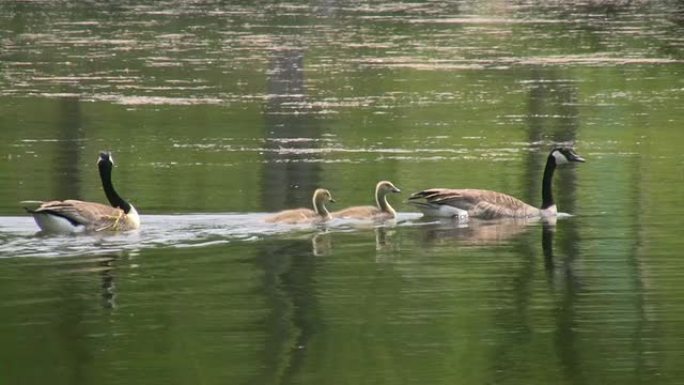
[1, 1, 684, 385]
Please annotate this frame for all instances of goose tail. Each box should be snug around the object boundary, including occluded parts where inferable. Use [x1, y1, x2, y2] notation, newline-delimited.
[20, 200, 44, 213]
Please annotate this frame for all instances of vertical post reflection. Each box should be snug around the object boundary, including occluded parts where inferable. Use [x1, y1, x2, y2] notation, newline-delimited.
[524, 68, 579, 209]
[490, 68, 584, 383]
[526, 67, 583, 382]
[51, 96, 88, 385]
[525, 67, 581, 269]
[254, 44, 322, 384]
[53, 96, 83, 200]
[543, 221, 587, 385]
[253, 240, 321, 385]
[260, 48, 322, 211]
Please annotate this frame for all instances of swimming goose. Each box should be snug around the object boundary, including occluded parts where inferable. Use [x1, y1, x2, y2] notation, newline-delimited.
[332, 180, 401, 220]
[408, 148, 585, 219]
[265, 188, 335, 224]
[22, 152, 140, 233]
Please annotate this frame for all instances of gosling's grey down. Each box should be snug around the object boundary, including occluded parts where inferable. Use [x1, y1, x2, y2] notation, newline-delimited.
[408, 148, 585, 219]
[265, 188, 335, 224]
[22, 152, 141, 233]
[332, 180, 401, 220]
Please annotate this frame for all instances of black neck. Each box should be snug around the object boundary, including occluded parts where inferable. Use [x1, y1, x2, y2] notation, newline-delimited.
[99, 162, 131, 213]
[541, 154, 556, 209]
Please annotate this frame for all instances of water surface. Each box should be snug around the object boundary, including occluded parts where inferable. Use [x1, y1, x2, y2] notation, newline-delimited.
[1, 1, 684, 384]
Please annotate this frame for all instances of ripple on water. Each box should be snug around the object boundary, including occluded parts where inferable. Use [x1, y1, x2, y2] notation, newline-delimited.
[0, 213, 425, 258]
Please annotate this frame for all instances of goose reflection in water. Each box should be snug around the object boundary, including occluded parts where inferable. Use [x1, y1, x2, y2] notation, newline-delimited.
[413, 215, 580, 288]
[311, 226, 399, 257]
[541, 219, 582, 291]
[417, 216, 558, 247]
[98, 255, 118, 310]
[311, 231, 332, 257]
[303, 221, 401, 257]
[53, 253, 121, 310]
[374, 227, 398, 252]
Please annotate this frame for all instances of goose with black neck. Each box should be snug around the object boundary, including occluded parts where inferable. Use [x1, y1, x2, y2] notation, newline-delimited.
[22, 151, 140, 233]
[408, 148, 585, 219]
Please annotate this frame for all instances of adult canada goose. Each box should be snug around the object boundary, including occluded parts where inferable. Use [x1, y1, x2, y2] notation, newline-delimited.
[22, 152, 140, 233]
[265, 188, 335, 224]
[332, 180, 401, 220]
[408, 148, 585, 219]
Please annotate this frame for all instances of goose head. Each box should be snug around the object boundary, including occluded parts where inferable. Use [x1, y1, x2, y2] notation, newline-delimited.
[550, 148, 585, 166]
[313, 188, 335, 204]
[312, 188, 335, 217]
[98, 151, 114, 166]
[376, 180, 401, 195]
[375, 180, 401, 216]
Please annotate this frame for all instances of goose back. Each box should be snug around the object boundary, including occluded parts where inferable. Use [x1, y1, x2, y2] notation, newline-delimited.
[264, 208, 320, 224]
[409, 188, 540, 219]
[27, 199, 140, 232]
[332, 205, 387, 220]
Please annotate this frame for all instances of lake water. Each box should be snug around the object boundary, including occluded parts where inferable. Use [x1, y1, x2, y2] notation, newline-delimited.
[1, 1, 684, 384]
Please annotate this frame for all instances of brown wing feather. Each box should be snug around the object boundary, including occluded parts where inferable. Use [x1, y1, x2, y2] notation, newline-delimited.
[34, 200, 124, 229]
[410, 188, 540, 218]
[265, 208, 319, 224]
[331, 205, 383, 219]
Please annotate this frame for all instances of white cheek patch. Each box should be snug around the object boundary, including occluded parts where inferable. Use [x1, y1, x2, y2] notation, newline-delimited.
[552, 150, 569, 165]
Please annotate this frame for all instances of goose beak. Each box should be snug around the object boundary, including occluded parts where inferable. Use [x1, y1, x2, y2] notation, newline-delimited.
[329, 198, 336, 203]
[392, 187, 401, 193]
[572, 155, 585, 163]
